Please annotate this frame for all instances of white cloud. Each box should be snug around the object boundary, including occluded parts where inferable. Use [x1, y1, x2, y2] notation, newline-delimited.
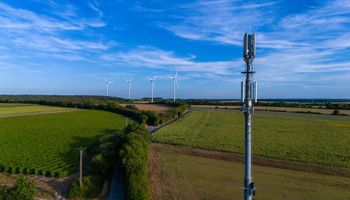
[101, 46, 239, 78]
[0, 1, 110, 62]
[146, 0, 350, 84]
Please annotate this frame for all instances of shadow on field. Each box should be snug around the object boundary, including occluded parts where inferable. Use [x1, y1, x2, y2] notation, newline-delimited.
[44, 129, 119, 197]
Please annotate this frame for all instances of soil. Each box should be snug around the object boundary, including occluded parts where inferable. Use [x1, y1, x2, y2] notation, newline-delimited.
[120, 103, 173, 113]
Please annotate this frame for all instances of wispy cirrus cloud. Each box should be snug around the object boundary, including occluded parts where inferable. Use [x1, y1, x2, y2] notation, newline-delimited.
[101, 46, 239, 78]
[0, 1, 111, 63]
[0, 2, 104, 31]
[140, 0, 350, 85]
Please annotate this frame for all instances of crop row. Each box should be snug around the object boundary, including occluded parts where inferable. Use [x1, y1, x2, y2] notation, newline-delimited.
[0, 109, 125, 177]
[153, 110, 350, 168]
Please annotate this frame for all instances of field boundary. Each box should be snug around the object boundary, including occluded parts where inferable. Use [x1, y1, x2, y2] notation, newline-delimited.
[147, 109, 192, 133]
[150, 143, 350, 178]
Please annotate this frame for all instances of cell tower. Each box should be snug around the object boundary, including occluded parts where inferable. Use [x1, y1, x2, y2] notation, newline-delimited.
[241, 33, 257, 200]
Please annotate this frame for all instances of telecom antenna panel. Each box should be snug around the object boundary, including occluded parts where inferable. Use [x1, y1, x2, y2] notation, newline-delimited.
[240, 33, 257, 200]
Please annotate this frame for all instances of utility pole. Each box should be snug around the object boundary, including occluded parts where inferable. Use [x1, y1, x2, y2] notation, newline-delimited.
[75, 147, 87, 187]
[241, 33, 257, 200]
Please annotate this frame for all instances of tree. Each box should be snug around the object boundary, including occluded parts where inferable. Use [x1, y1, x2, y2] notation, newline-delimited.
[332, 109, 340, 115]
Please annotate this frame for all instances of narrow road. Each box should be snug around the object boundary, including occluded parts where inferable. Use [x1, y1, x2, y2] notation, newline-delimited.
[108, 165, 125, 200]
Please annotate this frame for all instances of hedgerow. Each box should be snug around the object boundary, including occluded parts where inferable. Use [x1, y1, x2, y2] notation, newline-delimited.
[119, 123, 151, 200]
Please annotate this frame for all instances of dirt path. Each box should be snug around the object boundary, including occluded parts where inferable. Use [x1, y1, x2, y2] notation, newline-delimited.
[150, 143, 350, 178]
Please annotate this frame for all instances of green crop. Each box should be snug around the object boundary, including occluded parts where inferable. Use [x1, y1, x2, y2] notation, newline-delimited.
[0, 104, 75, 116]
[153, 110, 350, 168]
[0, 110, 125, 177]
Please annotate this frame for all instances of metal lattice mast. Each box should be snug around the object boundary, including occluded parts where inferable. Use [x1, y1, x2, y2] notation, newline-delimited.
[241, 33, 257, 200]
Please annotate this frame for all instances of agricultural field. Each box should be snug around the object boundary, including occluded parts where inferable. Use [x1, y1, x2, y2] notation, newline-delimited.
[191, 105, 350, 115]
[120, 103, 174, 113]
[149, 144, 350, 200]
[152, 110, 350, 168]
[0, 103, 77, 117]
[0, 110, 125, 177]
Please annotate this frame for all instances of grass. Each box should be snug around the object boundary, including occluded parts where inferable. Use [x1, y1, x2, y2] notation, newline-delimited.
[0, 103, 33, 107]
[0, 104, 76, 117]
[152, 110, 350, 168]
[0, 110, 125, 177]
[149, 145, 350, 200]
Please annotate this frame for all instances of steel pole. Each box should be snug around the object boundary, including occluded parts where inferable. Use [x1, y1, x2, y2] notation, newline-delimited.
[80, 149, 83, 187]
[244, 62, 253, 200]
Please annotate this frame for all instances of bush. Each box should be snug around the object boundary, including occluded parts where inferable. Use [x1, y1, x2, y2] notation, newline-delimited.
[333, 109, 341, 115]
[87, 154, 112, 177]
[0, 187, 6, 200]
[99, 142, 117, 158]
[3, 176, 35, 200]
[68, 175, 104, 199]
[141, 110, 160, 126]
[125, 104, 138, 110]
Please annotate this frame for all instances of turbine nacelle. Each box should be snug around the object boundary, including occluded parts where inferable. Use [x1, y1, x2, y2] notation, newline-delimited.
[104, 79, 112, 85]
[148, 76, 157, 82]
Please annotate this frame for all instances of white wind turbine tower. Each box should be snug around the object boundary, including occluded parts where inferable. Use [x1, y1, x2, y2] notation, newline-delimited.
[147, 76, 157, 103]
[126, 78, 133, 100]
[104, 79, 112, 96]
[169, 71, 179, 102]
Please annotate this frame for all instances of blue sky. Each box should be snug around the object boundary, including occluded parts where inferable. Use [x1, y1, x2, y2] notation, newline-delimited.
[0, 0, 349, 99]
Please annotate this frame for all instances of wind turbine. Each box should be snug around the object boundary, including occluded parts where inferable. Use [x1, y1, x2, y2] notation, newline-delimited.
[169, 71, 179, 102]
[104, 79, 112, 96]
[126, 78, 133, 100]
[147, 76, 157, 103]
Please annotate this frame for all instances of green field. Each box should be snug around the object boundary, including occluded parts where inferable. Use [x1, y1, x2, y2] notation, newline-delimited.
[0, 103, 76, 117]
[0, 110, 125, 177]
[0, 103, 33, 107]
[152, 110, 350, 168]
[149, 144, 350, 200]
